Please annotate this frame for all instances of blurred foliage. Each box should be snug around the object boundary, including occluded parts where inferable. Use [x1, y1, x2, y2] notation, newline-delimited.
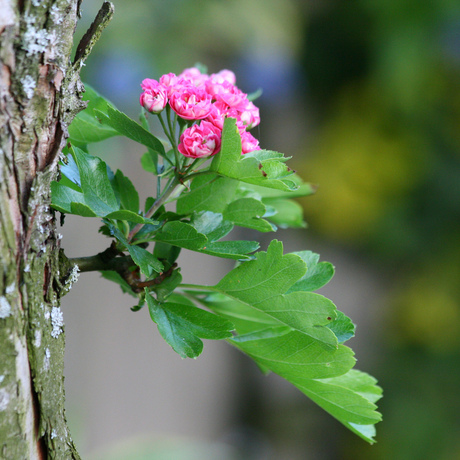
[73, 0, 460, 458]
[298, 1, 460, 458]
[299, 0, 460, 341]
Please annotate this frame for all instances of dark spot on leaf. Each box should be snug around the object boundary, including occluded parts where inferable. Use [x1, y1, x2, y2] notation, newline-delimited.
[327, 317, 332, 320]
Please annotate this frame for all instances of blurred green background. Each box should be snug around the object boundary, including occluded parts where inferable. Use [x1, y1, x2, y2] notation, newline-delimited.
[66, 0, 460, 458]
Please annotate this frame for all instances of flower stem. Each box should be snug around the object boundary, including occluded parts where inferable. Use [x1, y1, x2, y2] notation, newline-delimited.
[127, 176, 180, 242]
[179, 283, 215, 291]
[166, 106, 182, 172]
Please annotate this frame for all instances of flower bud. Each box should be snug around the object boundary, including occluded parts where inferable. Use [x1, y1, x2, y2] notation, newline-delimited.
[139, 79, 167, 114]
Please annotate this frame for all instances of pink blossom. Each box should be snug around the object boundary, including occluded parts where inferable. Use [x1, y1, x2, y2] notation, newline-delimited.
[214, 81, 249, 110]
[205, 72, 237, 97]
[239, 101, 260, 129]
[178, 120, 222, 158]
[206, 101, 229, 130]
[169, 86, 213, 120]
[214, 69, 236, 85]
[241, 131, 261, 154]
[139, 79, 167, 113]
[159, 73, 182, 97]
[178, 67, 208, 87]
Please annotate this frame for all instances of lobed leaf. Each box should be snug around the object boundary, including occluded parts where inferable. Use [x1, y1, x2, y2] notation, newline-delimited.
[146, 292, 234, 359]
[327, 310, 356, 344]
[209, 240, 338, 349]
[295, 370, 383, 443]
[231, 331, 354, 380]
[210, 118, 299, 191]
[263, 197, 306, 229]
[287, 251, 335, 293]
[222, 198, 275, 232]
[199, 291, 379, 441]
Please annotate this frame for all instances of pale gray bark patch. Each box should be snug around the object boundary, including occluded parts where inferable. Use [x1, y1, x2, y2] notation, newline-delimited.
[0, 389, 9, 412]
[0, 296, 11, 318]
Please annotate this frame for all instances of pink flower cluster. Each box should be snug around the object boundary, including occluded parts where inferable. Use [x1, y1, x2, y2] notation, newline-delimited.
[140, 67, 261, 159]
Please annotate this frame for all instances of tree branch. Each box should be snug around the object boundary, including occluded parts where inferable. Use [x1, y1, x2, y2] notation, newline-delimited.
[73, 1, 114, 67]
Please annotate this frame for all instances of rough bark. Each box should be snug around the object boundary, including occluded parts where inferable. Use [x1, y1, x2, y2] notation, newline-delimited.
[0, 1, 109, 458]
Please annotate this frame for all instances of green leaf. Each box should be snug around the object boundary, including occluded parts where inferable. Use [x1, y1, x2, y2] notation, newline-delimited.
[52, 147, 153, 223]
[177, 175, 239, 215]
[231, 331, 354, 379]
[50, 181, 86, 214]
[71, 146, 118, 214]
[104, 210, 154, 224]
[68, 84, 118, 145]
[60, 150, 81, 187]
[294, 378, 381, 426]
[56, 173, 81, 193]
[187, 211, 259, 259]
[214, 240, 304, 301]
[238, 175, 317, 199]
[153, 269, 183, 302]
[247, 88, 263, 101]
[127, 244, 164, 277]
[112, 170, 140, 213]
[107, 223, 163, 276]
[327, 310, 356, 344]
[94, 106, 166, 158]
[295, 370, 382, 443]
[70, 202, 98, 217]
[145, 291, 235, 359]
[68, 111, 118, 146]
[100, 270, 136, 297]
[190, 211, 230, 238]
[210, 118, 298, 191]
[153, 242, 181, 266]
[211, 240, 338, 349]
[199, 240, 260, 260]
[141, 150, 158, 173]
[130, 294, 146, 312]
[199, 291, 380, 441]
[223, 198, 275, 232]
[200, 294, 289, 336]
[154, 221, 207, 251]
[287, 251, 335, 293]
[319, 369, 383, 405]
[263, 197, 306, 229]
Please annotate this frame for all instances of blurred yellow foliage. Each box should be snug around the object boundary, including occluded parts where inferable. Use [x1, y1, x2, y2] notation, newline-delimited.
[388, 240, 460, 351]
[299, 85, 428, 241]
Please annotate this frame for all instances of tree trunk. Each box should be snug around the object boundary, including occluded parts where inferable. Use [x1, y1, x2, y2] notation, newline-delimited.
[0, 1, 106, 458]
